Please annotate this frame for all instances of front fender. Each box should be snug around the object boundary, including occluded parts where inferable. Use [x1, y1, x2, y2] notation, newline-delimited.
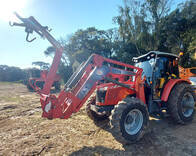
[161, 79, 191, 102]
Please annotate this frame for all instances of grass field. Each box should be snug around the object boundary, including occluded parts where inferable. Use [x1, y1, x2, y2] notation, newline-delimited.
[0, 82, 196, 155]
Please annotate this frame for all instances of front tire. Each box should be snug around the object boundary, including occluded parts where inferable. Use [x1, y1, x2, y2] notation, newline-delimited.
[110, 97, 149, 144]
[167, 83, 196, 124]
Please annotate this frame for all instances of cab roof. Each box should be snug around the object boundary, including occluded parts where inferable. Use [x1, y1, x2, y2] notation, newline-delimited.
[133, 51, 178, 62]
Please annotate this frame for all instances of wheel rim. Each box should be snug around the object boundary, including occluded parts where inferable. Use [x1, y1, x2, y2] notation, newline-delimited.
[181, 92, 195, 117]
[124, 109, 143, 135]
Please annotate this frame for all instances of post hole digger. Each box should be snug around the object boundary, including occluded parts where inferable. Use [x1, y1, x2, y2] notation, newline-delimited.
[11, 13, 196, 144]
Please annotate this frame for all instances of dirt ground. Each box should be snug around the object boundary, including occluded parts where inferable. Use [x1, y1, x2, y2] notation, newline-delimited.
[0, 82, 196, 156]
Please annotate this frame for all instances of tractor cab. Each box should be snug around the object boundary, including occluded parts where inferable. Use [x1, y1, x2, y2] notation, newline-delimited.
[133, 51, 179, 113]
[133, 51, 179, 82]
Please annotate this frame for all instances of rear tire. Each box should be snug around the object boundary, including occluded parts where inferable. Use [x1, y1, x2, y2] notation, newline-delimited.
[110, 97, 149, 144]
[167, 83, 196, 124]
[86, 96, 109, 123]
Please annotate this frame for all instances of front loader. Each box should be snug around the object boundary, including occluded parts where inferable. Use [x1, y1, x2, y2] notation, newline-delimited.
[11, 13, 196, 144]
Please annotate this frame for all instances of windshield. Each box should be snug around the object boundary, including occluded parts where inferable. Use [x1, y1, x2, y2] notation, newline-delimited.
[135, 58, 155, 84]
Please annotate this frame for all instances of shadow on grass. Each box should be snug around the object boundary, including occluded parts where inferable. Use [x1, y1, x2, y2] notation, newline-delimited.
[68, 135, 167, 156]
[68, 128, 178, 156]
[69, 116, 186, 156]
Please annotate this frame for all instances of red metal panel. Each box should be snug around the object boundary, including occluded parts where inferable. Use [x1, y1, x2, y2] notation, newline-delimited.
[41, 91, 81, 119]
[161, 79, 191, 102]
[135, 72, 146, 104]
[104, 85, 135, 106]
[42, 48, 64, 95]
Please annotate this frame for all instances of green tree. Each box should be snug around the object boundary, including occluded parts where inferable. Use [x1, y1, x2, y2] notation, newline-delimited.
[158, 0, 196, 67]
[0, 65, 26, 82]
[66, 27, 115, 63]
[43, 27, 118, 82]
[114, 0, 172, 52]
[32, 61, 50, 70]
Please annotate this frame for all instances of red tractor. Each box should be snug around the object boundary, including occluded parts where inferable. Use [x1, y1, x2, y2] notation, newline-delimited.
[11, 13, 196, 144]
[27, 70, 61, 91]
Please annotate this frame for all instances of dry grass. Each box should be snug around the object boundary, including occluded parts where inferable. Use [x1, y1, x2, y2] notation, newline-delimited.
[0, 83, 196, 155]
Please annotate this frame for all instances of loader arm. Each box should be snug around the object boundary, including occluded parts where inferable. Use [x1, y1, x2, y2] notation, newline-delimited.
[40, 53, 143, 119]
[11, 13, 144, 119]
[10, 12, 63, 96]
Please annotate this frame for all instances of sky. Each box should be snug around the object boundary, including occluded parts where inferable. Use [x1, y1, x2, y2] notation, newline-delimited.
[0, 0, 185, 69]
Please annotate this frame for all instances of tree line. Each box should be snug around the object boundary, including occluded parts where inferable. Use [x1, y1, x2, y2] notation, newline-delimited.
[0, 65, 41, 82]
[0, 0, 195, 83]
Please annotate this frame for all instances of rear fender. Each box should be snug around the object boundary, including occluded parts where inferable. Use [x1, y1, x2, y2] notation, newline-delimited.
[161, 79, 191, 102]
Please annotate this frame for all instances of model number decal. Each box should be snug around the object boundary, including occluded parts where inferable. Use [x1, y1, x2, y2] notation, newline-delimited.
[62, 97, 72, 113]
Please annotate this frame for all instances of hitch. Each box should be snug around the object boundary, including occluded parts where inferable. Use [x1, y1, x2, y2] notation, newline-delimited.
[26, 32, 36, 42]
[9, 21, 36, 42]
[9, 12, 52, 43]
